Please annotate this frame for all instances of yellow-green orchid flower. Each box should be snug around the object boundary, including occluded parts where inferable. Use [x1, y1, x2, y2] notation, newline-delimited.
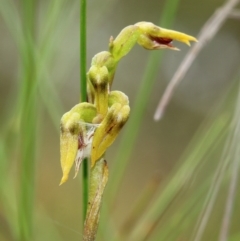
[60, 21, 197, 184]
[60, 103, 97, 185]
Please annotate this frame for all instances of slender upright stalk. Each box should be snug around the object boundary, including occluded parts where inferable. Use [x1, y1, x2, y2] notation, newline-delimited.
[80, 0, 88, 221]
[80, 0, 87, 102]
[83, 159, 109, 241]
[18, 0, 36, 240]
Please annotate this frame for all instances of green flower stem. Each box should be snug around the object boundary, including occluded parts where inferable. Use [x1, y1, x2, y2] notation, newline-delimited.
[18, 0, 37, 240]
[80, 0, 87, 102]
[80, 0, 88, 222]
[83, 158, 108, 241]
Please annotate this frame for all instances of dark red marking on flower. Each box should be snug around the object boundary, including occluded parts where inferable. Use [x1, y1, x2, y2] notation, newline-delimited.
[106, 125, 114, 134]
[149, 35, 174, 47]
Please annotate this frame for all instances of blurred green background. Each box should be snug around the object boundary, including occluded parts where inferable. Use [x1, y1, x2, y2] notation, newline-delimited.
[0, 0, 240, 240]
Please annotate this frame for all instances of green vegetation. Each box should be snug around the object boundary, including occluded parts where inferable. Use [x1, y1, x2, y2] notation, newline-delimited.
[0, 0, 239, 241]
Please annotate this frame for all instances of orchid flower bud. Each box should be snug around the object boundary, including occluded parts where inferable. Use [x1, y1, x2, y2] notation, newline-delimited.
[88, 65, 109, 116]
[91, 51, 117, 86]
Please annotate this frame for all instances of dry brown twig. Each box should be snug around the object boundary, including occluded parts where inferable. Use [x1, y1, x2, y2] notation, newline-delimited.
[154, 0, 240, 121]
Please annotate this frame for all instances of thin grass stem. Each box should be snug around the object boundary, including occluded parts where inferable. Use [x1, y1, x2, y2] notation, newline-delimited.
[80, 0, 87, 102]
[80, 0, 89, 223]
[219, 77, 240, 241]
[127, 109, 231, 241]
[18, 0, 37, 240]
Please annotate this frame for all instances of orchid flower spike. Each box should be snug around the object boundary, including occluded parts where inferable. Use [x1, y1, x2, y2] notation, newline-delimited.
[60, 21, 197, 184]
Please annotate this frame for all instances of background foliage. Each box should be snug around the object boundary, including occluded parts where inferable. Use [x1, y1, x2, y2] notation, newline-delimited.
[0, 0, 240, 240]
